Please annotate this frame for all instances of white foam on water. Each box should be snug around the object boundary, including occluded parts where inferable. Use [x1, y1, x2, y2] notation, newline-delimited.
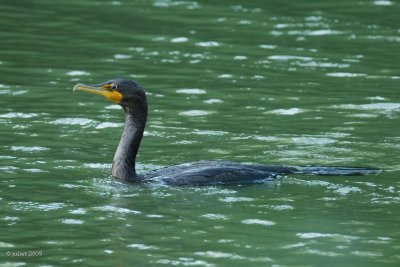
[241, 219, 276, 226]
[267, 108, 305, 115]
[10, 202, 66, 211]
[69, 208, 87, 215]
[105, 104, 121, 110]
[195, 41, 220, 47]
[203, 99, 223, 104]
[269, 205, 294, 210]
[114, 54, 132, 59]
[2, 216, 19, 221]
[218, 74, 233, 78]
[171, 37, 188, 43]
[146, 214, 164, 218]
[61, 219, 84, 224]
[11, 146, 49, 152]
[0, 242, 15, 248]
[351, 251, 383, 257]
[348, 113, 378, 118]
[291, 136, 336, 145]
[0, 112, 38, 118]
[302, 249, 343, 257]
[0, 89, 28, 95]
[176, 88, 207, 94]
[195, 251, 243, 259]
[193, 130, 228, 136]
[49, 118, 95, 125]
[269, 55, 313, 61]
[23, 168, 44, 173]
[156, 258, 213, 267]
[373, 0, 392, 6]
[252, 75, 265, 80]
[259, 44, 277, 49]
[326, 72, 366, 77]
[84, 163, 111, 169]
[333, 103, 400, 111]
[306, 30, 343, 36]
[253, 135, 279, 141]
[358, 103, 400, 110]
[334, 186, 361, 195]
[94, 205, 141, 214]
[179, 110, 213, 116]
[295, 61, 350, 68]
[297, 232, 359, 241]
[66, 70, 90, 76]
[282, 242, 306, 249]
[95, 122, 123, 129]
[127, 244, 158, 250]
[219, 197, 254, 203]
[366, 96, 387, 101]
[200, 213, 229, 220]
[234, 55, 247, 60]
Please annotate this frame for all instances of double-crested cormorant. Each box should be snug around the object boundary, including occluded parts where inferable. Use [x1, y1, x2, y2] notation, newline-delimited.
[73, 78, 380, 185]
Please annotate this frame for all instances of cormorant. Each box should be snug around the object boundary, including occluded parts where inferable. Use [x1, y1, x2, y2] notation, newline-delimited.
[73, 78, 380, 185]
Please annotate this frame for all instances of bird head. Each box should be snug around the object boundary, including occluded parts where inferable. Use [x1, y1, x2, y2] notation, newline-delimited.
[73, 78, 147, 109]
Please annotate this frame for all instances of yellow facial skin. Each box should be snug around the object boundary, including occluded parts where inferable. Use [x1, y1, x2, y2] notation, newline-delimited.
[73, 83, 122, 103]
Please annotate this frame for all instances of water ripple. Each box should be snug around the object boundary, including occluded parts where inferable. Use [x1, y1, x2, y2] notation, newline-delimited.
[171, 37, 188, 43]
[114, 54, 132, 59]
[176, 88, 207, 94]
[179, 110, 213, 116]
[334, 103, 400, 111]
[94, 205, 141, 214]
[266, 108, 305, 115]
[0, 242, 15, 248]
[219, 197, 254, 203]
[373, 0, 392, 6]
[269, 55, 313, 61]
[200, 214, 229, 220]
[195, 41, 220, 47]
[66, 70, 90, 76]
[10, 146, 49, 152]
[0, 112, 38, 118]
[9, 202, 66, 211]
[127, 243, 158, 250]
[0, 89, 28, 95]
[95, 122, 123, 129]
[60, 219, 84, 225]
[157, 258, 213, 267]
[195, 251, 243, 259]
[241, 219, 276, 226]
[326, 72, 366, 77]
[297, 232, 359, 241]
[301, 249, 343, 257]
[49, 118, 95, 126]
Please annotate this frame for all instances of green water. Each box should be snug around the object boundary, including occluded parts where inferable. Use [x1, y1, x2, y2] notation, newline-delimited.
[1, 0, 399, 266]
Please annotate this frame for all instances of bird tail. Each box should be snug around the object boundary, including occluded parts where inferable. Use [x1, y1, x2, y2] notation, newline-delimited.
[294, 166, 381, 176]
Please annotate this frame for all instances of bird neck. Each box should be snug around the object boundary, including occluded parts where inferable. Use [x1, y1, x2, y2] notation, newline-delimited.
[112, 105, 147, 181]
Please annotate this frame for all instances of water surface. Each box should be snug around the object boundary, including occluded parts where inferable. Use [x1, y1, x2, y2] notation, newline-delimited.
[1, 0, 399, 266]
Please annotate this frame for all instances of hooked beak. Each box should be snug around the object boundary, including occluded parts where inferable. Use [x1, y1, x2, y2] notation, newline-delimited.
[73, 83, 122, 103]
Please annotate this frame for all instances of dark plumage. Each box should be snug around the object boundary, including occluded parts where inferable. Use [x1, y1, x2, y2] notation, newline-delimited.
[73, 79, 380, 185]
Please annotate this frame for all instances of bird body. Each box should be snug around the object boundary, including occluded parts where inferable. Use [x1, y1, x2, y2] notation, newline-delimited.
[73, 78, 380, 185]
[139, 161, 378, 185]
[140, 160, 287, 186]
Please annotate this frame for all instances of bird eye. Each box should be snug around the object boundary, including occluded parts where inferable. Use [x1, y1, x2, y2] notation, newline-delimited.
[110, 83, 118, 90]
